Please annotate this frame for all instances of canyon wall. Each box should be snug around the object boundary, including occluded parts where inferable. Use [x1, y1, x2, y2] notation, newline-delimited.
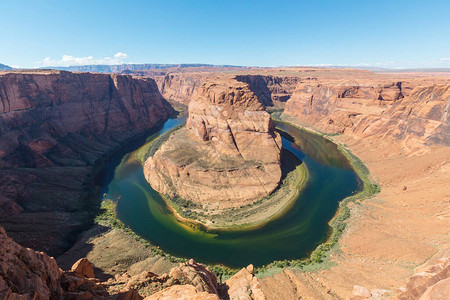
[235, 74, 299, 107]
[150, 73, 299, 108]
[0, 70, 173, 255]
[152, 73, 206, 104]
[145, 78, 282, 209]
[283, 79, 450, 152]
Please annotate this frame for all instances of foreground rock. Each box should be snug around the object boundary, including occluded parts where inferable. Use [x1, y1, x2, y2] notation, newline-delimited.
[145, 78, 282, 208]
[350, 249, 450, 300]
[111, 259, 219, 298]
[1, 225, 267, 300]
[396, 248, 450, 300]
[225, 264, 265, 300]
[0, 226, 115, 299]
[0, 70, 173, 256]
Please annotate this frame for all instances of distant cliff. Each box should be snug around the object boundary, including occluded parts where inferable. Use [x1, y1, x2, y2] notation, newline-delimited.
[283, 79, 450, 151]
[151, 73, 299, 107]
[152, 73, 207, 104]
[45, 63, 246, 73]
[0, 70, 174, 255]
[235, 75, 299, 107]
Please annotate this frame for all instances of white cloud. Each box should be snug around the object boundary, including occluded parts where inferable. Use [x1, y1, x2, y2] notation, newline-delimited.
[114, 52, 128, 59]
[440, 58, 450, 61]
[38, 52, 129, 67]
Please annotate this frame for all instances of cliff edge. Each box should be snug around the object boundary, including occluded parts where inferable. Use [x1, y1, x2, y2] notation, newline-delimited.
[144, 78, 282, 209]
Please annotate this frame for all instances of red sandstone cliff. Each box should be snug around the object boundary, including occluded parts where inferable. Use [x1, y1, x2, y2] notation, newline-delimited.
[152, 73, 206, 105]
[234, 74, 299, 107]
[145, 78, 282, 209]
[0, 70, 173, 256]
[150, 73, 299, 108]
[283, 78, 450, 153]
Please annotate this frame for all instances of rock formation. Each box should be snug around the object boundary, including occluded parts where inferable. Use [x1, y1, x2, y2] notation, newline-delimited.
[0, 226, 120, 299]
[1, 225, 267, 300]
[152, 73, 207, 105]
[235, 75, 299, 107]
[2, 67, 450, 300]
[150, 73, 299, 108]
[0, 70, 173, 256]
[6, 212, 449, 300]
[283, 78, 450, 151]
[349, 248, 450, 300]
[145, 78, 282, 208]
[396, 248, 450, 300]
[225, 264, 265, 300]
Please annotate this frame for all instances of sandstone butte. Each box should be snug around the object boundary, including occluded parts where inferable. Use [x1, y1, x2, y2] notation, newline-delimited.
[144, 78, 282, 209]
[1, 67, 450, 299]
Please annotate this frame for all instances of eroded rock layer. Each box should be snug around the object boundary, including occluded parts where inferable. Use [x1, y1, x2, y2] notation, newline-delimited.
[284, 78, 450, 152]
[150, 73, 299, 108]
[0, 70, 173, 255]
[152, 73, 207, 105]
[145, 78, 282, 208]
[234, 74, 299, 107]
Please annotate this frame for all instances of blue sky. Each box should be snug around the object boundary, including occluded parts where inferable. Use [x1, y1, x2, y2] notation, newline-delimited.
[1, 0, 450, 68]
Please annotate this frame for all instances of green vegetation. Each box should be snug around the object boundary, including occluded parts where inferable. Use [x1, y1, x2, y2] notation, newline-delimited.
[95, 113, 380, 280]
[160, 156, 308, 230]
[95, 199, 187, 263]
[271, 112, 342, 137]
[134, 124, 183, 164]
[209, 264, 239, 282]
[266, 107, 284, 114]
[166, 98, 188, 113]
[254, 114, 381, 277]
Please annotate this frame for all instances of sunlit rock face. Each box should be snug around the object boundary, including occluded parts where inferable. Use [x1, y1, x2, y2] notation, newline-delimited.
[145, 78, 282, 209]
[284, 79, 450, 152]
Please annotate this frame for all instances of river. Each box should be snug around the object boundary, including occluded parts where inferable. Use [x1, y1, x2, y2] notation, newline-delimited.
[101, 116, 362, 268]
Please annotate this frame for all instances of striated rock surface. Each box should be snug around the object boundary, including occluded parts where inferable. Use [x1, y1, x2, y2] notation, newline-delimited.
[396, 248, 450, 300]
[145, 78, 282, 208]
[0, 70, 173, 255]
[0, 226, 113, 300]
[235, 75, 299, 107]
[151, 73, 299, 108]
[283, 78, 450, 152]
[152, 73, 207, 104]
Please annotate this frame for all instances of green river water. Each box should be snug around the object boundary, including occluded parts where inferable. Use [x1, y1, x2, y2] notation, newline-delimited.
[101, 117, 362, 268]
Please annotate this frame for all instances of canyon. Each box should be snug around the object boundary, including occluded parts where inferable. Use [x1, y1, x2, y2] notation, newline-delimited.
[145, 67, 450, 298]
[144, 78, 283, 211]
[0, 67, 449, 299]
[0, 70, 174, 256]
